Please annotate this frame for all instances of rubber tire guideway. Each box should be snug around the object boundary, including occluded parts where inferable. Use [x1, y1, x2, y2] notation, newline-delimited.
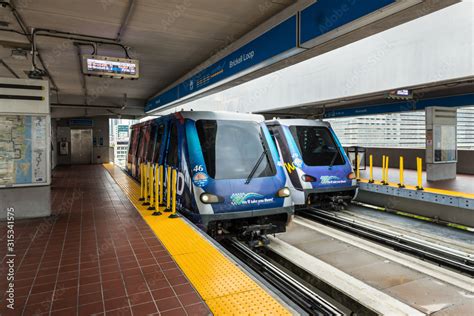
[299, 208, 474, 276]
[227, 239, 345, 316]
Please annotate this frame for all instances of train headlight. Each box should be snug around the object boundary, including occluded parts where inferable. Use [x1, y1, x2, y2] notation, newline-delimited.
[200, 193, 223, 204]
[301, 174, 316, 182]
[277, 187, 291, 198]
[347, 172, 356, 179]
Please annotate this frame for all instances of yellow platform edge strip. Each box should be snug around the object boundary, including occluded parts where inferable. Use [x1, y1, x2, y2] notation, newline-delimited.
[103, 164, 291, 315]
[359, 178, 474, 199]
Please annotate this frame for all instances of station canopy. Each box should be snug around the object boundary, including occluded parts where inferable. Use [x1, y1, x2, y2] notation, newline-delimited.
[0, 0, 460, 119]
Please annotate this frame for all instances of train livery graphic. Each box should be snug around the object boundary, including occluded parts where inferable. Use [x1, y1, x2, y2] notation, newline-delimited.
[127, 111, 293, 242]
[266, 119, 358, 209]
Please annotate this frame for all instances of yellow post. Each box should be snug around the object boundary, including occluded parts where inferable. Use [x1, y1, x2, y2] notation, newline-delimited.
[381, 155, 386, 184]
[152, 164, 161, 215]
[416, 157, 424, 190]
[165, 166, 172, 212]
[398, 156, 405, 188]
[384, 156, 389, 185]
[169, 168, 179, 218]
[368, 155, 374, 183]
[148, 163, 156, 210]
[139, 163, 145, 201]
[356, 153, 360, 181]
[142, 163, 150, 206]
[159, 165, 164, 206]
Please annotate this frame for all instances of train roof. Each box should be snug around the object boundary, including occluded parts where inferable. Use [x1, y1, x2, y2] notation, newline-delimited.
[265, 118, 331, 127]
[131, 111, 265, 129]
[180, 111, 264, 122]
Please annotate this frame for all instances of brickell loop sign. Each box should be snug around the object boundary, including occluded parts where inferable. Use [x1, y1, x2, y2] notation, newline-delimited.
[0, 115, 48, 187]
[146, 0, 420, 112]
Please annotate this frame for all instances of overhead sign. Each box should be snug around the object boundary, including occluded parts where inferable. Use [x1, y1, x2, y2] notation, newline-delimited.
[82, 55, 139, 79]
[146, 16, 298, 112]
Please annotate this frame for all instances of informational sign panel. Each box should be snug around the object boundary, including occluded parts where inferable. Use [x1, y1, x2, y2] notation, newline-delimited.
[0, 115, 49, 187]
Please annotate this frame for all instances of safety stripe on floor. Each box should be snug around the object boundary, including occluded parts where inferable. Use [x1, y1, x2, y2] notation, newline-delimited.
[103, 163, 292, 315]
[359, 178, 474, 199]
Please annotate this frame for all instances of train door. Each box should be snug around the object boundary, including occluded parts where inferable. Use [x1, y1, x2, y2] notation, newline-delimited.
[137, 126, 148, 165]
[153, 124, 165, 164]
[128, 127, 140, 176]
[164, 121, 179, 204]
[165, 122, 179, 169]
[145, 124, 157, 163]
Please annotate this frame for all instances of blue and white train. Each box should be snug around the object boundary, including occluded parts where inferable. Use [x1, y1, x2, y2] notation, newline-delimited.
[127, 111, 294, 241]
[265, 119, 358, 210]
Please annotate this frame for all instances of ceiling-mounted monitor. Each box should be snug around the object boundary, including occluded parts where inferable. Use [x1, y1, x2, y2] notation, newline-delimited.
[82, 55, 139, 79]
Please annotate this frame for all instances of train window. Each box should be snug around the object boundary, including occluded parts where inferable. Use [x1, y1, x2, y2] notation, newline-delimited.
[153, 125, 165, 163]
[166, 123, 178, 167]
[196, 120, 275, 180]
[289, 126, 344, 166]
[129, 129, 137, 155]
[146, 125, 157, 162]
[137, 127, 147, 160]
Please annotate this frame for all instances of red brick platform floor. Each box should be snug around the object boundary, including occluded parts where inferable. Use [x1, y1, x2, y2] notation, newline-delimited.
[0, 165, 211, 316]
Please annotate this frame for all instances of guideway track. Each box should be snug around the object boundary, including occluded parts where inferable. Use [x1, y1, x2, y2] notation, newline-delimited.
[225, 239, 345, 316]
[298, 208, 474, 276]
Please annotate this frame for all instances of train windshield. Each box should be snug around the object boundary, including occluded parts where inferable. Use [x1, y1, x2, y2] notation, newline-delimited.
[290, 126, 345, 166]
[196, 120, 275, 180]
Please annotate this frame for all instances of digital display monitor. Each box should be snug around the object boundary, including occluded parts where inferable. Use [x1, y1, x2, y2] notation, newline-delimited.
[82, 55, 139, 79]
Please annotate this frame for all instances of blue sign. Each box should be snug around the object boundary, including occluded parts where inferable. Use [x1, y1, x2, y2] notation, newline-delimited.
[300, 0, 395, 44]
[145, 0, 407, 113]
[146, 15, 297, 112]
[324, 94, 474, 118]
[69, 119, 93, 127]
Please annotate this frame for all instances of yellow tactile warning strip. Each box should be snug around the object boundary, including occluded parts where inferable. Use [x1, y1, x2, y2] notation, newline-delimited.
[359, 178, 474, 199]
[103, 163, 292, 315]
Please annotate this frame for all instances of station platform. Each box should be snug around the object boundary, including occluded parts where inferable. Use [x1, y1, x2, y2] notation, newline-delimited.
[1, 164, 293, 315]
[359, 167, 474, 197]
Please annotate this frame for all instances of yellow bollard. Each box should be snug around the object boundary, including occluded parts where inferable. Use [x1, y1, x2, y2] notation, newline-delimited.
[416, 157, 424, 190]
[148, 163, 156, 211]
[383, 156, 389, 185]
[152, 164, 162, 216]
[356, 153, 360, 181]
[398, 156, 405, 188]
[368, 155, 374, 183]
[142, 163, 150, 206]
[169, 168, 179, 218]
[159, 165, 164, 206]
[139, 163, 145, 201]
[165, 166, 172, 212]
[381, 155, 386, 184]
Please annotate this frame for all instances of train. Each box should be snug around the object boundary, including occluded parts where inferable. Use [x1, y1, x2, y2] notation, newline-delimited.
[127, 111, 293, 244]
[265, 119, 358, 210]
